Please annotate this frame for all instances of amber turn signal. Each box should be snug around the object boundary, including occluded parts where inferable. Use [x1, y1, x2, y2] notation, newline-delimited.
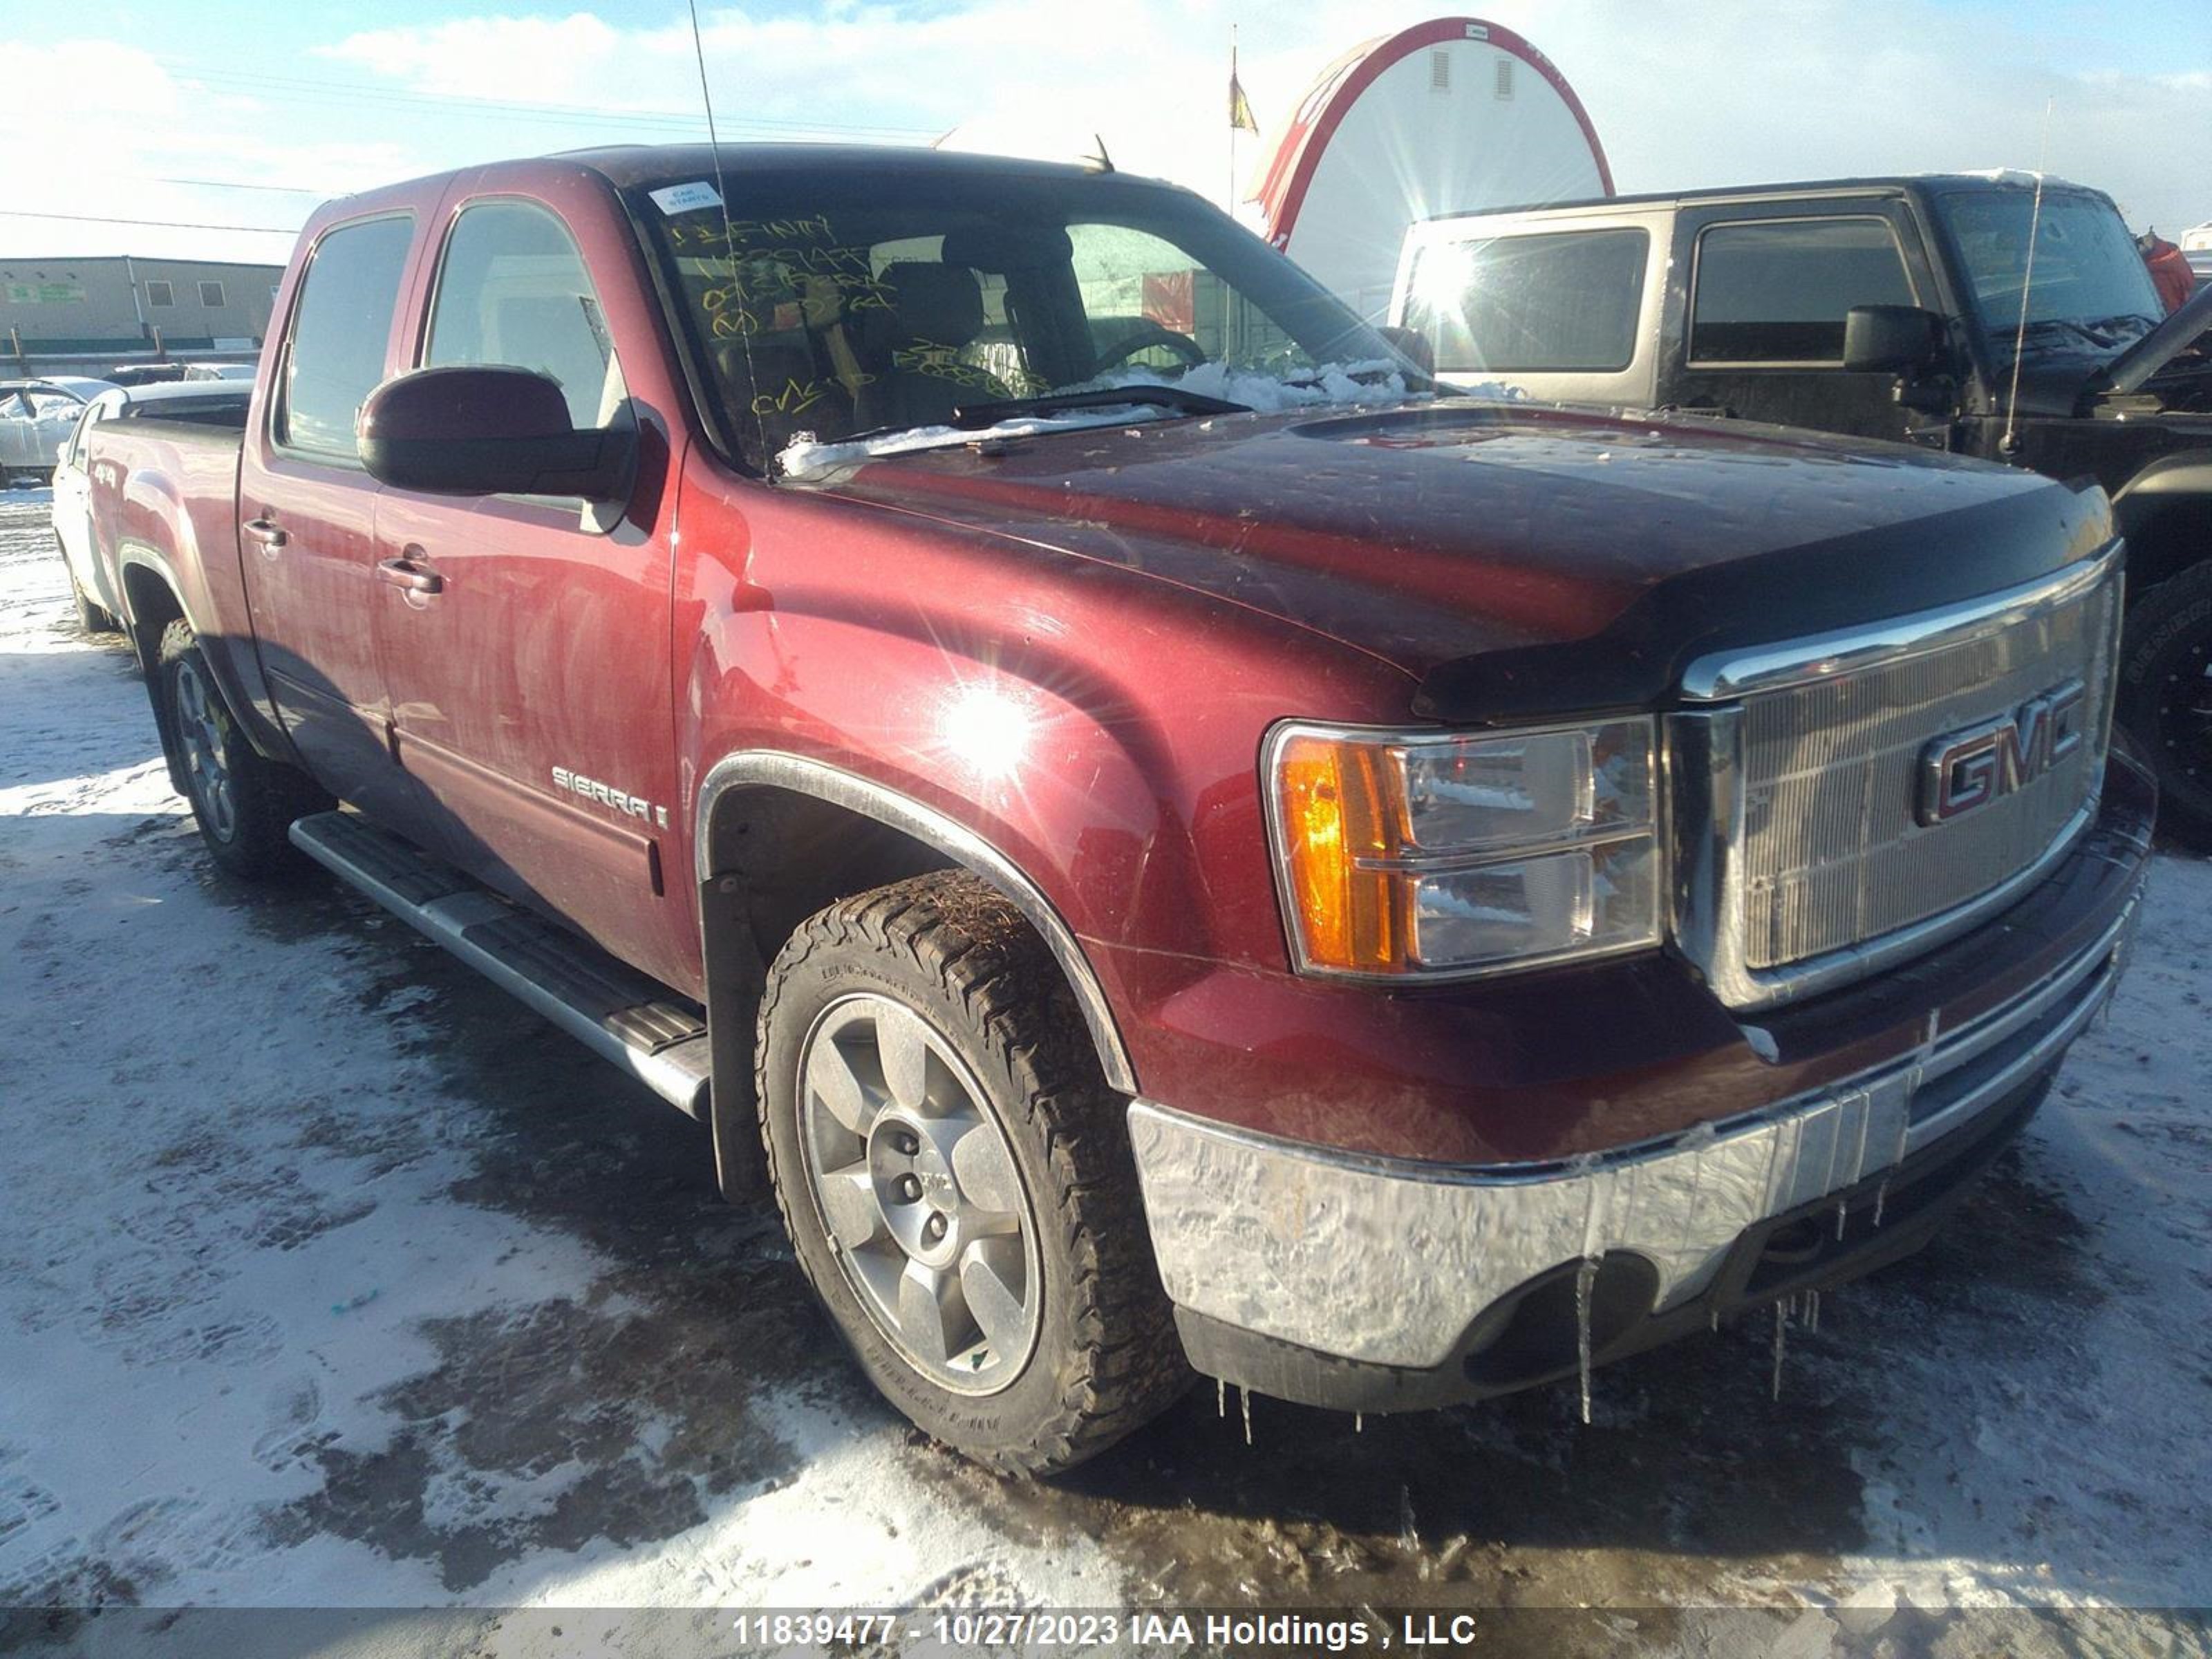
[1273, 732, 1405, 973]
[1266, 718, 1662, 980]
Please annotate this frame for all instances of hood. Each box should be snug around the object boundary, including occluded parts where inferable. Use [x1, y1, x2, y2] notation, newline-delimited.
[2095, 283, 2212, 397]
[820, 401, 2110, 720]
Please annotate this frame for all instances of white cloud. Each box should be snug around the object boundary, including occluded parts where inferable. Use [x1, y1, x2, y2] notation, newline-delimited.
[10, 4, 2204, 264]
[310, 0, 2208, 233]
[0, 39, 411, 262]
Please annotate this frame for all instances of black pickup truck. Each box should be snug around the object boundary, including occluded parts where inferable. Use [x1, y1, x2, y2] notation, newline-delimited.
[1391, 173, 2212, 839]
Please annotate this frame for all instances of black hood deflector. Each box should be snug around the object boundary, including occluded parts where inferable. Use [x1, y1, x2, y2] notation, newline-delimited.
[1413, 482, 2115, 724]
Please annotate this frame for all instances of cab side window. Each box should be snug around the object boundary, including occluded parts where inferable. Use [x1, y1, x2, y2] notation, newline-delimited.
[1690, 218, 1915, 365]
[276, 215, 414, 461]
[425, 200, 623, 429]
[1407, 227, 1649, 373]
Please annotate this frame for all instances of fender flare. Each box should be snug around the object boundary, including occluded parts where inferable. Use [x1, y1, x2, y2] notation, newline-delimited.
[695, 750, 1138, 1095]
[2110, 451, 2212, 594]
[115, 539, 204, 637]
[2111, 451, 2212, 538]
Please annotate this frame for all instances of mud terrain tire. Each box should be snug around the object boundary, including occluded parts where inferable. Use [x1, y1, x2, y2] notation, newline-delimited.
[2121, 561, 2212, 845]
[757, 871, 1187, 1476]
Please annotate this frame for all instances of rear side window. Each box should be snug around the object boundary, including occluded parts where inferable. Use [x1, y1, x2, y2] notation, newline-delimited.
[277, 216, 413, 461]
[1405, 227, 1648, 373]
[1691, 217, 1914, 364]
[425, 200, 621, 429]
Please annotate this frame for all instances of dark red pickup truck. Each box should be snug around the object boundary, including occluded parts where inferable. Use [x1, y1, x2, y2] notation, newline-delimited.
[86, 142, 2153, 1474]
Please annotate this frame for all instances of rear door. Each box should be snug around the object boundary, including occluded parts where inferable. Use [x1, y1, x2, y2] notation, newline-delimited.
[1664, 198, 1942, 442]
[239, 212, 420, 817]
[52, 401, 104, 605]
[372, 189, 682, 985]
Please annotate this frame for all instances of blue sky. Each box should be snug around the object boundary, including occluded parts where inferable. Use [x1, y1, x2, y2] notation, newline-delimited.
[5, 0, 2206, 265]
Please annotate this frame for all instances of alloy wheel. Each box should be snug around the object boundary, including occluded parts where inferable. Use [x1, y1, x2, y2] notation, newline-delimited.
[797, 991, 1042, 1395]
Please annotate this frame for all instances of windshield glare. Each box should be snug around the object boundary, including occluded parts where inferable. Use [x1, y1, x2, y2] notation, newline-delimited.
[1938, 191, 2162, 348]
[626, 167, 1403, 472]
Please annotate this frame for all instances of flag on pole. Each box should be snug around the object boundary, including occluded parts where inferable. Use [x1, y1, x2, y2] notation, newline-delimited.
[1229, 58, 1257, 132]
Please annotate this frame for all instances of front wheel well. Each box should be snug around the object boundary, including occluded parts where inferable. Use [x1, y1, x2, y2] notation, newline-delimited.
[2119, 491, 2212, 599]
[704, 785, 960, 976]
[695, 776, 1134, 1196]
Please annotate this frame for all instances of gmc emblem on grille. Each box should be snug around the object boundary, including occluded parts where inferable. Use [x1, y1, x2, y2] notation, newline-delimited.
[1916, 678, 2086, 826]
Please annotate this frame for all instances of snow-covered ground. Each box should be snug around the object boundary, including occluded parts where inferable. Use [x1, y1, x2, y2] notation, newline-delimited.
[0, 491, 2206, 1657]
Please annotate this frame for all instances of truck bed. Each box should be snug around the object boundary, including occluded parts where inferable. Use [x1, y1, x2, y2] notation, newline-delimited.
[83, 418, 257, 718]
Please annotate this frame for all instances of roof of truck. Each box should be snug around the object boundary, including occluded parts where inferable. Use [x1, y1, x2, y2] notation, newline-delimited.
[303, 142, 1189, 226]
[555, 141, 1145, 190]
[1415, 171, 2109, 227]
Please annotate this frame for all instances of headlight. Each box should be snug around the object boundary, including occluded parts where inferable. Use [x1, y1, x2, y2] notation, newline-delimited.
[1265, 718, 1662, 978]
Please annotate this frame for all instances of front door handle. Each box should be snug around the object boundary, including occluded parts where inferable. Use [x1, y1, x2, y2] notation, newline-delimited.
[375, 556, 444, 597]
[243, 518, 287, 556]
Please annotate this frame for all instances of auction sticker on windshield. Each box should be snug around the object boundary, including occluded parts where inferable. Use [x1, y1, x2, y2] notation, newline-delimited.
[649, 180, 724, 215]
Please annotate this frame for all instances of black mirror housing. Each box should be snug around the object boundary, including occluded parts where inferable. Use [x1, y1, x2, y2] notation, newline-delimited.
[357, 365, 635, 501]
[1843, 305, 1946, 375]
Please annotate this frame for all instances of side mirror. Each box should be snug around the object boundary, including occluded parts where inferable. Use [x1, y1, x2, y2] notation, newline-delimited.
[1843, 305, 1946, 375]
[1376, 324, 1437, 379]
[357, 365, 635, 500]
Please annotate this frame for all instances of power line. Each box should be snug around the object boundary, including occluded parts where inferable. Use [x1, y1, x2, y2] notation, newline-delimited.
[158, 177, 326, 196]
[0, 209, 299, 234]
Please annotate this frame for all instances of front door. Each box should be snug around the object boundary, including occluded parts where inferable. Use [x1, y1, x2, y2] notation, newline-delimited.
[1664, 200, 1947, 444]
[372, 194, 682, 986]
[239, 212, 419, 818]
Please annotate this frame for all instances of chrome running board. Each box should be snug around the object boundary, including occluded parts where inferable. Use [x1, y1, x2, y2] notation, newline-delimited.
[289, 811, 711, 1119]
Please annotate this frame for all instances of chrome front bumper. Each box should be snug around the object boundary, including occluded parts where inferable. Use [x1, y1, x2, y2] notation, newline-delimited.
[1127, 885, 2143, 1374]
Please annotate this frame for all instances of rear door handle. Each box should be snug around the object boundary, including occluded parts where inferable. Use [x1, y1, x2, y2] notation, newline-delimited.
[375, 556, 444, 597]
[243, 518, 287, 555]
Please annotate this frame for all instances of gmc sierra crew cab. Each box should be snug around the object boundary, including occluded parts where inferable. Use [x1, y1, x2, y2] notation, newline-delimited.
[86, 144, 2153, 1475]
[1391, 173, 2212, 840]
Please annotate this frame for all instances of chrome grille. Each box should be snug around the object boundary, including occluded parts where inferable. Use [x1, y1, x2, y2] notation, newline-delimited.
[1737, 570, 2118, 968]
[1671, 548, 2124, 1009]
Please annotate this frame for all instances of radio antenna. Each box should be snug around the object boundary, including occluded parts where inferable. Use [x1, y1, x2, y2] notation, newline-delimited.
[686, 0, 771, 476]
[2000, 98, 2054, 456]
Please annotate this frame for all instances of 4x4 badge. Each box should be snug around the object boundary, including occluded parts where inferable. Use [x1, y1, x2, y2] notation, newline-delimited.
[1917, 679, 2085, 825]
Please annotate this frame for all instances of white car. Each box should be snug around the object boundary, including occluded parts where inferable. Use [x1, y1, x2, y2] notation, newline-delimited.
[182, 362, 257, 382]
[1, 377, 115, 485]
[51, 381, 252, 633]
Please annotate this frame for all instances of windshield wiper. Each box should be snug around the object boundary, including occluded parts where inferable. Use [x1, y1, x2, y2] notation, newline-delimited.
[2080, 312, 2159, 335]
[774, 384, 1255, 469]
[2005, 317, 2123, 356]
[950, 385, 1250, 425]
[2013, 315, 2153, 348]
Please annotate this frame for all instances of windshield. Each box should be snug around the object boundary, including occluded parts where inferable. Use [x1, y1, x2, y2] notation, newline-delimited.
[625, 164, 1408, 474]
[1937, 190, 2163, 353]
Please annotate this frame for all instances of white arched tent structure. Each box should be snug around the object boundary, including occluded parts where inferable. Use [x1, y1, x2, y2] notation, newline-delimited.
[1253, 17, 1613, 322]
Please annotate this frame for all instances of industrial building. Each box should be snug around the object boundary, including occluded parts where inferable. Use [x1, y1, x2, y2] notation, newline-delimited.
[2, 254, 283, 370]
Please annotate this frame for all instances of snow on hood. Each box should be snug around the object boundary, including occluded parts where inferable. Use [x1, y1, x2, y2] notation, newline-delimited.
[774, 361, 1522, 482]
